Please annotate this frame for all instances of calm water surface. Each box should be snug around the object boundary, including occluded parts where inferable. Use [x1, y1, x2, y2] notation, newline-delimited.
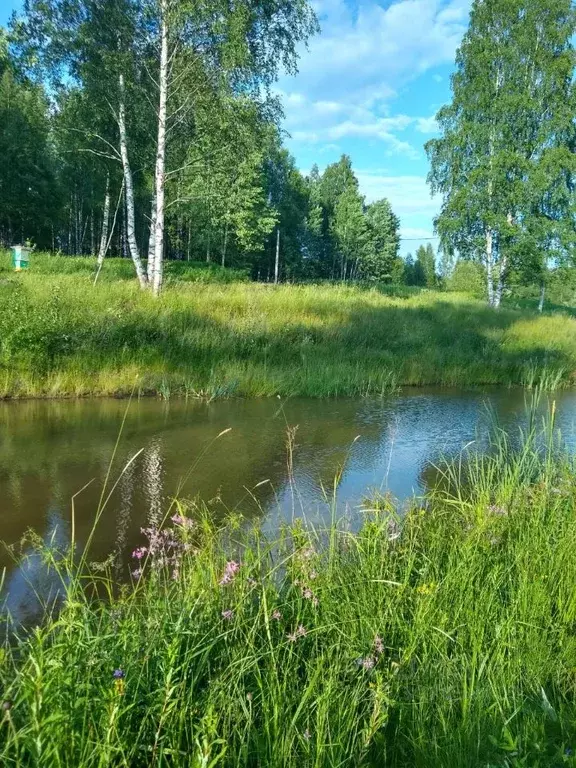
[2, 389, 576, 623]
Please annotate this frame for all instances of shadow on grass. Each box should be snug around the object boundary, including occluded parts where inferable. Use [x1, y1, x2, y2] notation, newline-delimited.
[12, 288, 572, 395]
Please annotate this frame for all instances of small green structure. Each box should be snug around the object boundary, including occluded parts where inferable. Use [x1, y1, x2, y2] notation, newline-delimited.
[11, 245, 32, 271]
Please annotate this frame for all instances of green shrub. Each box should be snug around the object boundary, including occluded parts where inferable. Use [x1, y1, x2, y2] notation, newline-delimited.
[447, 259, 486, 298]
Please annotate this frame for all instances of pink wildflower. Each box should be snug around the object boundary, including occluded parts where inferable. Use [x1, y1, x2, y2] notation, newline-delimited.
[219, 561, 240, 586]
[221, 609, 234, 621]
[171, 514, 195, 529]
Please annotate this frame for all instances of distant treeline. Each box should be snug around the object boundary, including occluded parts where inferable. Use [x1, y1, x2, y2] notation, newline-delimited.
[0, 0, 402, 292]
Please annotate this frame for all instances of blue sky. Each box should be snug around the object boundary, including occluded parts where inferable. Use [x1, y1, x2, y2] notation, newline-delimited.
[1, 0, 472, 256]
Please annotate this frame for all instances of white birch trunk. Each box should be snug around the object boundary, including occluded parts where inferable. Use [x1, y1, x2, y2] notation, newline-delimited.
[494, 212, 514, 309]
[97, 174, 111, 266]
[152, 0, 169, 297]
[118, 72, 148, 288]
[147, 198, 157, 284]
[274, 227, 280, 284]
[493, 253, 507, 309]
[485, 228, 495, 307]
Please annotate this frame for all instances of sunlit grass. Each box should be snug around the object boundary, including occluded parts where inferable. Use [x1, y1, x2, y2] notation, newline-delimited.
[1, 253, 575, 398]
[2, 408, 576, 765]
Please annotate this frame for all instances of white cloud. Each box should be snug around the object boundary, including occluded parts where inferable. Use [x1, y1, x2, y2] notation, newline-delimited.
[286, 0, 469, 103]
[355, 171, 439, 212]
[279, 0, 468, 153]
[415, 116, 439, 134]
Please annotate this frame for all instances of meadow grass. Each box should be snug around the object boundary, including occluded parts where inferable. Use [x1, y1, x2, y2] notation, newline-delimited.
[1, 253, 576, 399]
[2, 408, 576, 766]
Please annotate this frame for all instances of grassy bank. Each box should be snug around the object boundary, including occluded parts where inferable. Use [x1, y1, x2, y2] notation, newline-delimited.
[2, 416, 576, 765]
[1, 253, 576, 398]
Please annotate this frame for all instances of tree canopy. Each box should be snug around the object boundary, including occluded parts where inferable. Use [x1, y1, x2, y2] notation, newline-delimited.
[427, 0, 576, 307]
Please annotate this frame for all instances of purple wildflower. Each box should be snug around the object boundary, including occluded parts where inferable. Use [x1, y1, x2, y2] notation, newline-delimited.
[132, 568, 142, 580]
[171, 514, 195, 529]
[222, 609, 234, 621]
[132, 547, 147, 560]
[220, 560, 240, 586]
[113, 669, 125, 679]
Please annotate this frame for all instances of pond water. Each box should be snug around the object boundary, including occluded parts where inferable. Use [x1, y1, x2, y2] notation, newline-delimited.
[2, 389, 576, 624]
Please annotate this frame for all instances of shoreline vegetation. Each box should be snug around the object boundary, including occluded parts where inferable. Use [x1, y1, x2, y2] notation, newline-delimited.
[1, 254, 576, 401]
[2, 408, 576, 765]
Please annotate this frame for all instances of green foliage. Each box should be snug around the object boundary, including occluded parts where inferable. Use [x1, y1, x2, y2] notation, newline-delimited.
[362, 199, 401, 282]
[0, 37, 58, 248]
[447, 259, 487, 298]
[415, 243, 437, 287]
[331, 184, 369, 280]
[2, 417, 576, 765]
[427, 0, 576, 306]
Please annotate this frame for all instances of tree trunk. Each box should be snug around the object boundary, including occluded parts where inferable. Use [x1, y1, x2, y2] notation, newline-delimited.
[118, 72, 148, 288]
[152, 0, 169, 297]
[493, 253, 507, 309]
[90, 205, 95, 256]
[147, 197, 157, 283]
[274, 227, 280, 284]
[97, 174, 111, 266]
[485, 228, 495, 307]
[538, 281, 545, 313]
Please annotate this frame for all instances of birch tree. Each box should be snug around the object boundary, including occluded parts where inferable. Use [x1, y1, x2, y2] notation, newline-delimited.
[426, 0, 576, 308]
[143, 0, 318, 294]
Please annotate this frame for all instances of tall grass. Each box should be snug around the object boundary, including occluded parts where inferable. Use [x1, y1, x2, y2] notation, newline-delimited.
[1, 253, 575, 399]
[2, 409, 576, 766]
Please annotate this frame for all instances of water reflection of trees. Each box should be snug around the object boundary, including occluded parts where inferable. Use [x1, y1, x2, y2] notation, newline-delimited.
[4, 390, 564, 619]
[0, 398, 390, 573]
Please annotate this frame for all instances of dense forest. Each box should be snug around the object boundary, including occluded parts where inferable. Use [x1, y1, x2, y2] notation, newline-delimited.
[2, 0, 576, 308]
[0, 1, 403, 293]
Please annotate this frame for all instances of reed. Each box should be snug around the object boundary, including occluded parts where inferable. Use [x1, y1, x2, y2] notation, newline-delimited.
[1, 406, 576, 766]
